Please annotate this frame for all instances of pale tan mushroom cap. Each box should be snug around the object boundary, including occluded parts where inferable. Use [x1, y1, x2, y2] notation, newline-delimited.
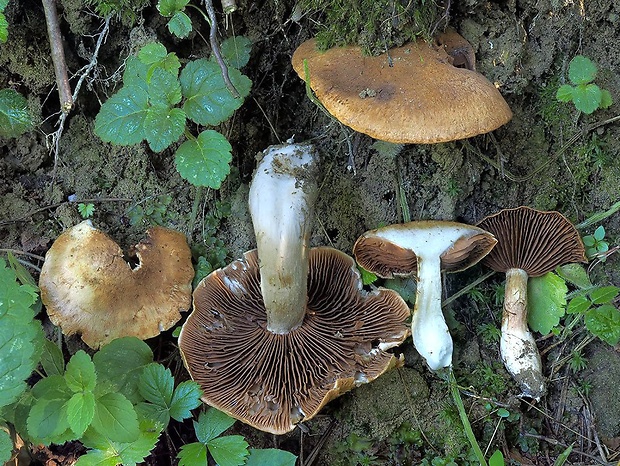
[477, 206, 588, 276]
[178, 247, 410, 435]
[39, 221, 194, 349]
[292, 38, 513, 144]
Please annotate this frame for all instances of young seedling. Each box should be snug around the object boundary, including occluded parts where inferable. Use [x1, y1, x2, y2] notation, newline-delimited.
[583, 225, 609, 262]
[556, 55, 613, 114]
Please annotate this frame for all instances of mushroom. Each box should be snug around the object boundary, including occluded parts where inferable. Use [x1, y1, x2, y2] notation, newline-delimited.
[477, 206, 587, 399]
[291, 36, 512, 144]
[353, 221, 497, 371]
[178, 143, 410, 434]
[39, 221, 194, 349]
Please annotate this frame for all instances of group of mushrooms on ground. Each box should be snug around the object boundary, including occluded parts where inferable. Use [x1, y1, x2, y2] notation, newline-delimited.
[38, 30, 590, 436]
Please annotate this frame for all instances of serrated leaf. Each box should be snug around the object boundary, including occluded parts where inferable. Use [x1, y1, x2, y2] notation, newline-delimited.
[585, 304, 620, 345]
[556, 84, 574, 103]
[135, 401, 170, 427]
[41, 338, 65, 376]
[67, 391, 96, 437]
[590, 286, 619, 305]
[122, 56, 150, 90]
[175, 129, 232, 188]
[139, 363, 174, 408]
[177, 442, 207, 466]
[194, 408, 236, 444]
[528, 272, 567, 335]
[168, 11, 192, 38]
[144, 106, 186, 152]
[65, 350, 97, 393]
[169, 380, 202, 422]
[556, 263, 592, 289]
[139, 44, 181, 80]
[74, 450, 119, 466]
[207, 435, 249, 466]
[0, 428, 12, 465]
[218, 36, 252, 69]
[157, 0, 190, 16]
[0, 89, 34, 138]
[245, 448, 297, 466]
[31, 374, 71, 400]
[93, 337, 153, 404]
[138, 42, 167, 65]
[91, 392, 139, 443]
[572, 83, 602, 114]
[94, 86, 149, 145]
[181, 59, 251, 126]
[148, 66, 182, 106]
[27, 397, 71, 443]
[568, 55, 597, 85]
[6, 251, 38, 289]
[566, 295, 591, 315]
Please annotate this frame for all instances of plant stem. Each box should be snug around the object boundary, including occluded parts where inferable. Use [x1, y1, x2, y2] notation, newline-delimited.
[41, 0, 72, 113]
[204, 0, 240, 98]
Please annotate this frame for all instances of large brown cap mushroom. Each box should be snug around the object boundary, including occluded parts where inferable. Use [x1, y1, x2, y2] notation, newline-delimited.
[39, 220, 193, 349]
[353, 220, 498, 279]
[178, 247, 410, 435]
[291, 38, 512, 144]
[477, 206, 587, 276]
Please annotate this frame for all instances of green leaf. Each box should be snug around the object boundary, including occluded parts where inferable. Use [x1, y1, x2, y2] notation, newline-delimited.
[207, 435, 249, 466]
[169, 380, 202, 422]
[138, 44, 181, 80]
[556, 84, 574, 103]
[177, 442, 207, 466]
[175, 129, 232, 188]
[122, 56, 150, 90]
[27, 397, 71, 443]
[157, 0, 190, 16]
[582, 235, 596, 247]
[555, 263, 592, 289]
[0, 13, 8, 43]
[245, 448, 298, 466]
[94, 86, 149, 145]
[148, 67, 182, 107]
[554, 443, 573, 466]
[528, 272, 567, 335]
[74, 450, 119, 466]
[585, 304, 620, 346]
[593, 225, 606, 241]
[65, 350, 97, 393]
[568, 55, 597, 85]
[91, 392, 140, 443]
[600, 89, 613, 109]
[0, 89, 34, 138]
[138, 42, 167, 65]
[194, 408, 236, 444]
[572, 83, 602, 114]
[67, 391, 96, 437]
[93, 337, 154, 404]
[488, 449, 505, 466]
[0, 428, 12, 465]
[144, 106, 186, 152]
[31, 374, 71, 400]
[180, 59, 251, 126]
[139, 363, 174, 409]
[168, 11, 192, 38]
[566, 295, 591, 315]
[6, 251, 38, 289]
[590, 286, 620, 305]
[135, 401, 170, 427]
[218, 36, 252, 69]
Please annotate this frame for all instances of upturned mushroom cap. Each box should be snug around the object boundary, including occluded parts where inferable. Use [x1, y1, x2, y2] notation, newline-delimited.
[477, 206, 587, 276]
[353, 220, 498, 278]
[39, 221, 194, 349]
[178, 247, 410, 435]
[291, 38, 512, 144]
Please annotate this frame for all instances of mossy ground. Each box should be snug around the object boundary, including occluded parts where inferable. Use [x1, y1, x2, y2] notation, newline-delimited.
[1, 0, 619, 464]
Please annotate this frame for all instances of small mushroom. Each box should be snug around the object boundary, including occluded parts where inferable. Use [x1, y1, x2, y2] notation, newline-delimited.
[477, 206, 587, 399]
[291, 36, 512, 144]
[39, 221, 194, 349]
[353, 221, 497, 371]
[179, 143, 410, 434]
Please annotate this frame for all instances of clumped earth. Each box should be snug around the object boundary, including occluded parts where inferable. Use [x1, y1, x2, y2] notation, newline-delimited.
[1, 0, 619, 465]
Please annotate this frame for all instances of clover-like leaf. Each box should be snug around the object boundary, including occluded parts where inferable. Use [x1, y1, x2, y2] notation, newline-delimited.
[572, 83, 602, 114]
[194, 408, 236, 444]
[175, 130, 232, 188]
[585, 304, 620, 346]
[528, 272, 567, 335]
[556, 84, 574, 103]
[168, 11, 192, 38]
[177, 442, 207, 466]
[568, 55, 598, 85]
[0, 89, 34, 138]
[94, 86, 149, 145]
[207, 435, 249, 466]
[180, 59, 251, 126]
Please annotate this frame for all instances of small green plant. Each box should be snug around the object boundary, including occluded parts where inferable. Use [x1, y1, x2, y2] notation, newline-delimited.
[157, 0, 193, 39]
[127, 194, 173, 226]
[94, 37, 252, 189]
[567, 349, 588, 372]
[85, 0, 150, 25]
[331, 432, 379, 466]
[583, 225, 609, 261]
[78, 202, 95, 219]
[566, 285, 620, 345]
[556, 55, 613, 114]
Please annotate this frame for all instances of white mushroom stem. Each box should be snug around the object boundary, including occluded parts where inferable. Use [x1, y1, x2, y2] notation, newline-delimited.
[248, 143, 318, 334]
[500, 268, 545, 399]
[410, 254, 453, 371]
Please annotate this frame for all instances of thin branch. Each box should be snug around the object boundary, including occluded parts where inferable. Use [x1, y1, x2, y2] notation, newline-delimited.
[41, 0, 73, 113]
[204, 0, 240, 98]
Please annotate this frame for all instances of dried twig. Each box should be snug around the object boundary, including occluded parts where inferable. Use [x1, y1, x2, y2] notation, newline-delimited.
[204, 0, 240, 98]
[42, 0, 73, 113]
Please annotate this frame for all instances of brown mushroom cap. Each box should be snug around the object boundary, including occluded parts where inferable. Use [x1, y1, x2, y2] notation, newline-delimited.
[477, 206, 588, 276]
[39, 221, 194, 349]
[353, 221, 498, 279]
[291, 38, 512, 144]
[178, 247, 410, 435]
